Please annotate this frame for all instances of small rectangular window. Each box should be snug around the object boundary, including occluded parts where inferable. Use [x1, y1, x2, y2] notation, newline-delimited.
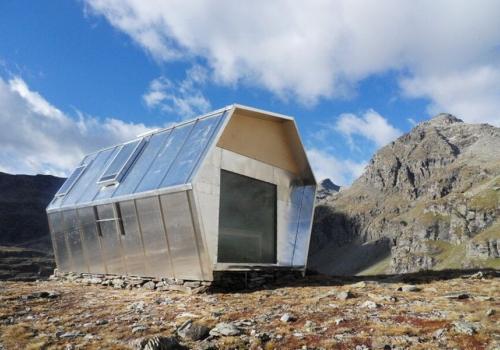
[55, 165, 86, 197]
[98, 139, 145, 184]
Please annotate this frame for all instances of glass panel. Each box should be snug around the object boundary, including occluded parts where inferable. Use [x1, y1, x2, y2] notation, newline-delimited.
[136, 123, 194, 192]
[135, 197, 172, 278]
[56, 166, 86, 197]
[63, 210, 88, 273]
[162, 114, 223, 187]
[218, 170, 277, 263]
[119, 200, 146, 276]
[98, 139, 143, 183]
[113, 130, 172, 197]
[160, 192, 203, 280]
[62, 147, 118, 206]
[96, 204, 125, 275]
[77, 147, 121, 204]
[77, 207, 106, 274]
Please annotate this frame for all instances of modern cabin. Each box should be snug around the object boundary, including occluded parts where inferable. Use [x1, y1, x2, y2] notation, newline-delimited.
[46, 105, 316, 281]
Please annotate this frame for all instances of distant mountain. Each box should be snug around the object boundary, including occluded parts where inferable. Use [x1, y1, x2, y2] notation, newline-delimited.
[309, 114, 500, 275]
[0, 172, 64, 251]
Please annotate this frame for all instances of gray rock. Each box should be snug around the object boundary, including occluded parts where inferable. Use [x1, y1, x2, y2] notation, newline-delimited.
[444, 292, 470, 300]
[486, 309, 495, 317]
[183, 281, 201, 288]
[453, 321, 478, 335]
[177, 320, 210, 341]
[131, 336, 184, 350]
[209, 322, 241, 336]
[95, 319, 108, 326]
[128, 301, 146, 312]
[143, 281, 156, 290]
[59, 331, 83, 339]
[280, 313, 296, 323]
[112, 279, 125, 289]
[360, 300, 379, 309]
[399, 285, 421, 292]
[132, 325, 148, 334]
[336, 290, 356, 300]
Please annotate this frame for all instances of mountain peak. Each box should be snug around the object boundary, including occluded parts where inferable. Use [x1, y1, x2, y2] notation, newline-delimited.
[426, 113, 463, 127]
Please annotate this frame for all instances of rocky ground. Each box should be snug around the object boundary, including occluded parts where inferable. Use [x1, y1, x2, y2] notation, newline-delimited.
[0, 270, 498, 350]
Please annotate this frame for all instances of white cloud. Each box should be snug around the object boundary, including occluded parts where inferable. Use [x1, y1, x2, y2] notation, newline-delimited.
[86, 0, 500, 121]
[400, 65, 500, 126]
[307, 148, 366, 186]
[143, 65, 211, 119]
[0, 76, 152, 176]
[335, 110, 402, 148]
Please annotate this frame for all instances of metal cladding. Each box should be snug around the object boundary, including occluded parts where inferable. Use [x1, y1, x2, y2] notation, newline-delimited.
[46, 105, 317, 281]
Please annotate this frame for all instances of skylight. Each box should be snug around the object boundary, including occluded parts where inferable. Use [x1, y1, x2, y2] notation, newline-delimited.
[55, 165, 86, 197]
[98, 138, 145, 184]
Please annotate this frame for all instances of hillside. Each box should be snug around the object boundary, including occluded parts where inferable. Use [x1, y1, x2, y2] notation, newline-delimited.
[0, 172, 64, 280]
[309, 114, 500, 275]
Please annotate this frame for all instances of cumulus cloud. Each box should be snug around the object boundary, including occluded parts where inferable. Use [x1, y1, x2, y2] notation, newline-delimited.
[400, 65, 500, 126]
[86, 0, 500, 120]
[143, 65, 211, 119]
[307, 148, 366, 186]
[335, 110, 402, 148]
[0, 76, 152, 176]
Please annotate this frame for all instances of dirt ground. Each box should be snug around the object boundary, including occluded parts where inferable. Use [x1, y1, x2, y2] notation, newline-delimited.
[0, 271, 498, 349]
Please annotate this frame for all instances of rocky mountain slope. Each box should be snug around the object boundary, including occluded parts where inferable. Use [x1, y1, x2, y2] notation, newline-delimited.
[309, 114, 500, 275]
[0, 172, 64, 280]
[0, 172, 64, 250]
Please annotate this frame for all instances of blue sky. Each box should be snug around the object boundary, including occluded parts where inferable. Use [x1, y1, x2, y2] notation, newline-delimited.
[0, 1, 499, 184]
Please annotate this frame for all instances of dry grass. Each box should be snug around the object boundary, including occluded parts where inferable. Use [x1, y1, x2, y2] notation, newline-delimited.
[0, 274, 498, 349]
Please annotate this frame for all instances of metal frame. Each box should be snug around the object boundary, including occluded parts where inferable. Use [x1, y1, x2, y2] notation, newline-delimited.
[55, 165, 88, 197]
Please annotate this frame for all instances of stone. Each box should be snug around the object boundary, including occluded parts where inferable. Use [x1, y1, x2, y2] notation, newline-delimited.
[336, 290, 356, 300]
[143, 281, 156, 290]
[351, 281, 367, 288]
[177, 320, 210, 341]
[128, 301, 146, 312]
[434, 328, 446, 338]
[360, 300, 379, 309]
[486, 309, 495, 317]
[444, 292, 470, 300]
[112, 279, 125, 289]
[398, 285, 421, 292]
[132, 325, 148, 334]
[131, 336, 184, 350]
[280, 313, 296, 323]
[334, 318, 346, 325]
[453, 321, 478, 335]
[95, 319, 108, 326]
[183, 281, 201, 288]
[59, 332, 83, 339]
[209, 322, 241, 336]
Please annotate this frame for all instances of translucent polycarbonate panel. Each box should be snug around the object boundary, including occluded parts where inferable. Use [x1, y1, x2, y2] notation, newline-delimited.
[119, 200, 146, 276]
[62, 210, 88, 273]
[78, 147, 121, 204]
[54, 230, 71, 272]
[160, 192, 203, 280]
[292, 185, 315, 266]
[99, 139, 143, 183]
[136, 123, 194, 192]
[93, 183, 117, 201]
[77, 207, 106, 274]
[135, 197, 172, 278]
[218, 171, 277, 263]
[62, 147, 118, 206]
[113, 130, 172, 197]
[56, 165, 86, 197]
[96, 204, 125, 275]
[48, 212, 65, 269]
[162, 114, 223, 187]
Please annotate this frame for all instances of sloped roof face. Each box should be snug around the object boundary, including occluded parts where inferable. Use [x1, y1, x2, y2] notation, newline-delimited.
[48, 110, 227, 211]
